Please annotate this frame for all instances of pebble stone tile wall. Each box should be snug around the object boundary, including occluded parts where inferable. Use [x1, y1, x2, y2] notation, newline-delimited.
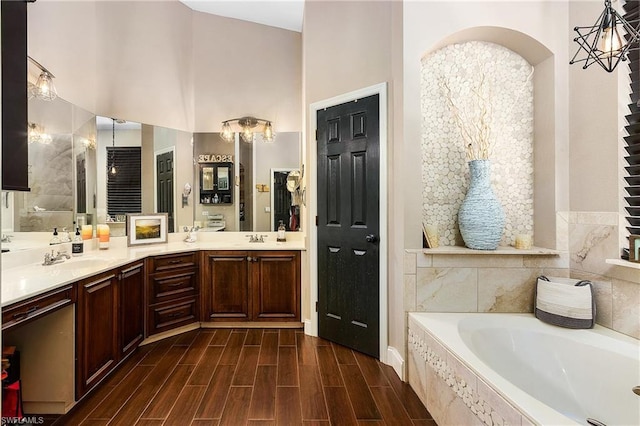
[420, 41, 534, 247]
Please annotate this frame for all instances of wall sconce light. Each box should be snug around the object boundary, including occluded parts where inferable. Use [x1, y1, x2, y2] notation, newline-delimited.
[570, 0, 640, 73]
[27, 56, 58, 101]
[27, 122, 52, 145]
[220, 116, 275, 143]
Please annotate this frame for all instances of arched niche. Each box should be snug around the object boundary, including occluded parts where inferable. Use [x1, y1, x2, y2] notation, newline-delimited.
[421, 27, 557, 249]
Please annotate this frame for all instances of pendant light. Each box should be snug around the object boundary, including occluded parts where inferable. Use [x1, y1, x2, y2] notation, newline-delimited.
[570, 0, 640, 73]
[108, 118, 117, 176]
[27, 56, 58, 101]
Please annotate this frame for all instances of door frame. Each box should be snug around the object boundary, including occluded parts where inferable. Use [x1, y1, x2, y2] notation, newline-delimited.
[307, 82, 388, 363]
[153, 146, 177, 231]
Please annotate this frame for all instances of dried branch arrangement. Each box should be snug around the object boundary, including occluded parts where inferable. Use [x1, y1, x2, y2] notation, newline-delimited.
[440, 66, 534, 161]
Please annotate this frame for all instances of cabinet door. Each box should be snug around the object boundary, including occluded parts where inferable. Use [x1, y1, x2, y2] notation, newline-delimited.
[203, 251, 250, 320]
[119, 262, 145, 357]
[252, 251, 300, 321]
[76, 272, 118, 398]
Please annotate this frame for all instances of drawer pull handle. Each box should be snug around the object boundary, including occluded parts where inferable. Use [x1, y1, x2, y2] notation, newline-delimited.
[167, 283, 182, 288]
[167, 312, 184, 318]
[12, 305, 38, 319]
[167, 260, 182, 264]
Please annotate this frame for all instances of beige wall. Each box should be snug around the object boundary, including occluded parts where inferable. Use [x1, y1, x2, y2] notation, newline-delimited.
[27, 1, 302, 134]
[192, 12, 302, 132]
[302, 0, 401, 347]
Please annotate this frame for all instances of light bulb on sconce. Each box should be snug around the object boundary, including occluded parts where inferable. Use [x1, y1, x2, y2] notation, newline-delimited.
[221, 121, 234, 143]
[28, 56, 58, 101]
[263, 121, 275, 143]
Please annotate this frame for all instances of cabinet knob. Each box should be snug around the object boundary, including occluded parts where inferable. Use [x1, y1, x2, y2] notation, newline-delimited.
[247, 256, 252, 262]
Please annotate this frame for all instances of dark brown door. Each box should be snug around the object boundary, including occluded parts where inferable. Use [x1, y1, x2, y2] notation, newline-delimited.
[317, 94, 380, 358]
[77, 153, 87, 214]
[119, 262, 145, 357]
[156, 151, 174, 232]
[273, 171, 291, 230]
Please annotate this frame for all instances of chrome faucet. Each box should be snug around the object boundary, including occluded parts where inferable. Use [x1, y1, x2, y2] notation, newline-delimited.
[1, 234, 12, 243]
[43, 249, 71, 266]
[246, 234, 268, 243]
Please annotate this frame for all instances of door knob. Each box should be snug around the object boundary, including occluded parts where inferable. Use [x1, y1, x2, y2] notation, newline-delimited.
[365, 234, 378, 243]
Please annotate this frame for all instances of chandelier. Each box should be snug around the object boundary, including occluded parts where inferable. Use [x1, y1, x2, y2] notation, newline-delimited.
[570, 0, 640, 73]
[220, 116, 274, 143]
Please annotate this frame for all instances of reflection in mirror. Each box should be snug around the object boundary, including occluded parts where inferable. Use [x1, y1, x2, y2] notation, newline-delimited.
[1, 96, 96, 237]
[202, 166, 214, 191]
[272, 169, 300, 232]
[193, 132, 301, 232]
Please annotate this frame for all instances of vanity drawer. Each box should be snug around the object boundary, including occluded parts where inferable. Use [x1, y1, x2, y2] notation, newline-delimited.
[148, 269, 198, 305]
[148, 252, 197, 274]
[2, 285, 76, 331]
[147, 296, 199, 336]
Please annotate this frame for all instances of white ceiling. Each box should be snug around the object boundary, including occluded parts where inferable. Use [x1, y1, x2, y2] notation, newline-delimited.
[179, 0, 304, 32]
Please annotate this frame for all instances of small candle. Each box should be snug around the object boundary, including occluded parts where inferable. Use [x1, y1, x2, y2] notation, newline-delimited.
[97, 224, 110, 249]
[81, 225, 93, 240]
[515, 234, 532, 250]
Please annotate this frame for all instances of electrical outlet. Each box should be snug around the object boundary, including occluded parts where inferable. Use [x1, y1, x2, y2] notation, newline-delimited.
[202, 211, 209, 216]
[265, 206, 271, 213]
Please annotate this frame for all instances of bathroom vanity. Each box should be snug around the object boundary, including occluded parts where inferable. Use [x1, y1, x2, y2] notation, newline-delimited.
[1, 233, 304, 413]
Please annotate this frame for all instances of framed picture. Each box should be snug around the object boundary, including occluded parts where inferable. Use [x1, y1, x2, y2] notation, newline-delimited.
[126, 213, 168, 246]
[630, 235, 640, 263]
[422, 222, 439, 249]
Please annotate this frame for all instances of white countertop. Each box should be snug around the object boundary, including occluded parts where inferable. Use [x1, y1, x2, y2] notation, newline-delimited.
[1, 232, 305, 308]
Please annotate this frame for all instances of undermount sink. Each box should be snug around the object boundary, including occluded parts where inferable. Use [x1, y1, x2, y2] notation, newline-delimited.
[49, 257, 115, 271]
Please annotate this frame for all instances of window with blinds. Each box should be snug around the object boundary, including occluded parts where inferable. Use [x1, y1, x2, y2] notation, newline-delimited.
[624, 1, 640, 242]
[106, 147, 142, 217]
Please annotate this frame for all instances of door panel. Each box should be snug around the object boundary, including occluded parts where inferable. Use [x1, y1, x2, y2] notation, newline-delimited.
[317, 94, 380, 358]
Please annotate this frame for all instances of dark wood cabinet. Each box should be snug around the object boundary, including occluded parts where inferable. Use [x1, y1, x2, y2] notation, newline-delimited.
[251, 251, 300, 320]
[76, 271, 119, 398]
[146, 252, 199, 336]
[76, 261, 146, 398]
[202, 250, 300, 322]
[1, 0, 29, 191]
[119, 262, 145, 357]
[202, 251, 250, 321]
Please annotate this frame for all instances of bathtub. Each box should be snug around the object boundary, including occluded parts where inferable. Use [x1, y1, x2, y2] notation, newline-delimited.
[407, 313, 640, 426]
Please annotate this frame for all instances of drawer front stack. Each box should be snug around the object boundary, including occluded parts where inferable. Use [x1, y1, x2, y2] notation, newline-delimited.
[146, 252, 199, 336]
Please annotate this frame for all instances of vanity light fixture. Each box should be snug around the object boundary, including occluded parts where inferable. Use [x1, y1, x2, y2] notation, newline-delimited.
[27, 56, 58, 101]
[570, 0, 640, 73]
[220, 116, 275, 143]
[27, 122, 52, 145]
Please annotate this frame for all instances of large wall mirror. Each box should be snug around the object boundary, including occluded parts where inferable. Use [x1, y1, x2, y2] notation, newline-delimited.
[1, 95, 302, 247]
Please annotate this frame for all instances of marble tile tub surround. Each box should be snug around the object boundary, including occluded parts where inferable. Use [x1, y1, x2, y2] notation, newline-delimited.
[403, 210, 640, 341]
[408, 316, 532, 426]
[420, 41, 534, 247]
[403, 248, 569, 315]
[568, 211, 640, 339]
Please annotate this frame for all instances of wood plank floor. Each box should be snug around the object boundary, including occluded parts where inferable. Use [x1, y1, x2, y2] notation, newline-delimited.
[53, 328, 436, 426]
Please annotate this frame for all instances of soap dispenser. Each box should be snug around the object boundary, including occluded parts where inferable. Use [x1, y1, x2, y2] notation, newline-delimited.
[50, 228, 60, 245]
[277, 220, 286, 242]
[72, 227, 84, 257]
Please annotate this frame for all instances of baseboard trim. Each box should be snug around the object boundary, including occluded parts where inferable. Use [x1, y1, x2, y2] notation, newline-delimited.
[387, 346, 405, 381]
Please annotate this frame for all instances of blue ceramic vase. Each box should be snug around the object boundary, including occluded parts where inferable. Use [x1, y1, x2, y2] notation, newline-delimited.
[458, 160, 504, 250]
